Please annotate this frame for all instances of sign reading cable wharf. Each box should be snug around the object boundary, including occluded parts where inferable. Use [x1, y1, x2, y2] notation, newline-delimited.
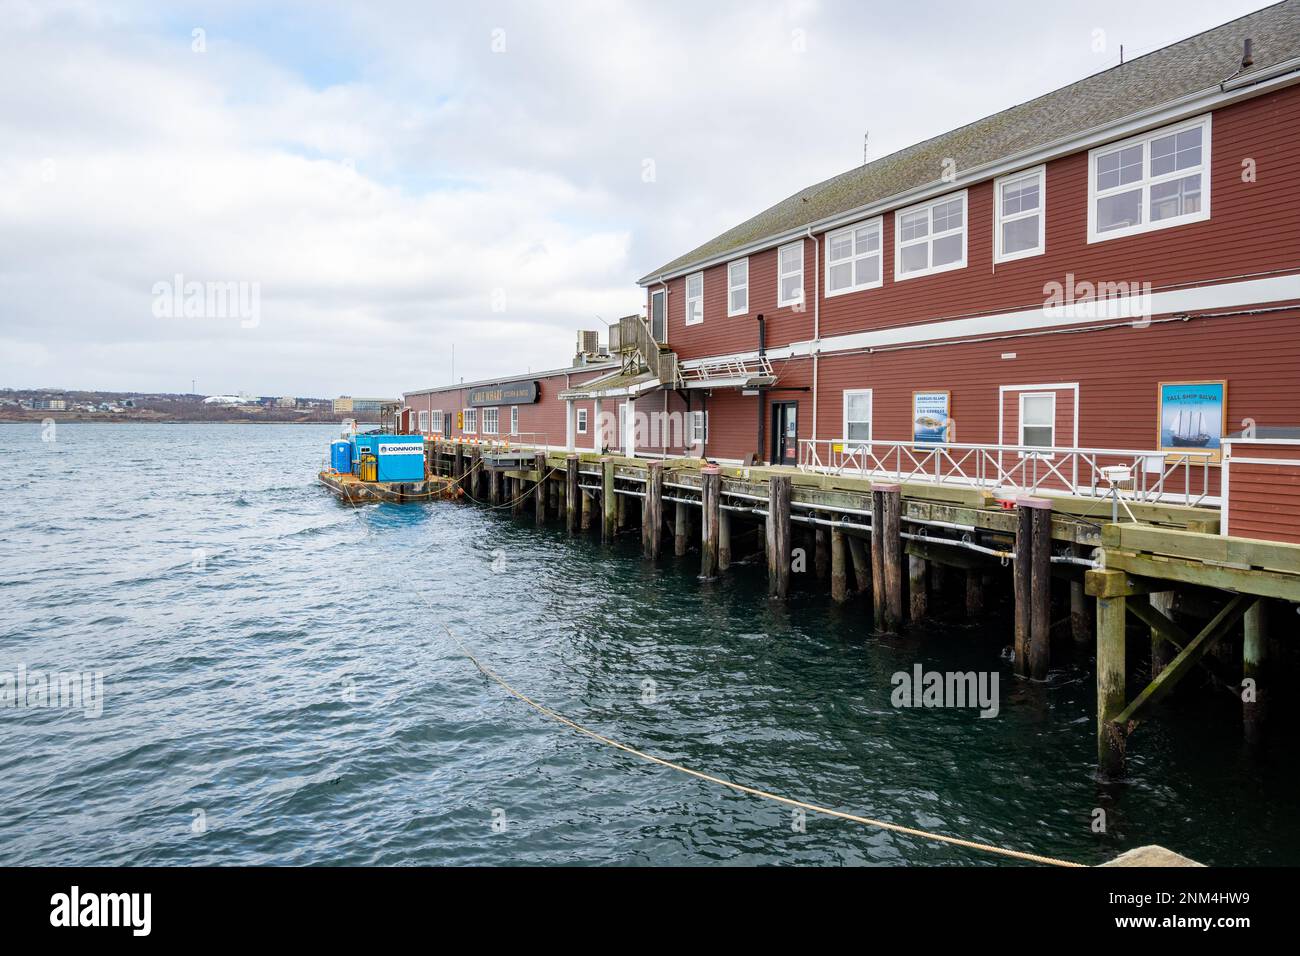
[467, 380, 540, 407]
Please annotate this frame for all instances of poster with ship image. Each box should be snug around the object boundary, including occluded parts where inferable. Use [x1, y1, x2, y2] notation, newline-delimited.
[912, 391, 951, 443]
[1158, 380, 1226, 463]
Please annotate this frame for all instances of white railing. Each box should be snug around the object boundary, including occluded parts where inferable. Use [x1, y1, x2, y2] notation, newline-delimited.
[680, 354, 775, 385]
[798, 439, 1216, 506]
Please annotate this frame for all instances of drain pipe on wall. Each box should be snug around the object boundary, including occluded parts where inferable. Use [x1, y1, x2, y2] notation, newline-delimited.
[806, 228, 821, 447]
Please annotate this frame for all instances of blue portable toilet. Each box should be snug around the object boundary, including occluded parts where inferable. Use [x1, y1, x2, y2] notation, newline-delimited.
[374, 434, 426, 482]
[330, 440, 353, 473]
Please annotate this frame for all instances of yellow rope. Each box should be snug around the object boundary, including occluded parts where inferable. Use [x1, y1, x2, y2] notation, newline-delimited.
[440, 623, 1084, 868]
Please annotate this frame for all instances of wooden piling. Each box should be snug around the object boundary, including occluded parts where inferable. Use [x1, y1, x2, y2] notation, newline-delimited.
[848, 534, 870, 594]
[674, 501, 690, 557]
[718, 508, 732, 571]
[1150, 592, 1175, 677]
[965, 569, 984, 617]
[1028, 498, 1053, 680]
[1093, 572, 1129, 776]
[454, 445, 465, 489]
[831, 528, 849, 603]
[580, 482, 593, 530]
[512, 476, 525, 517]
[564, 454, 579, 533]
[1243, 598, 1267, 740]
[488, 467, 501, 506]
[909, 554, 928, 622]
[643, 460, 663, 560]
[815, 527, 830, 580]
[700, 465, 720, 579]
[766, 474, 792, 600]
[1013, 503, 1032, 675]
[601, 457, 616, 542]
[870, 489, 886, 629]
[876, 484, 903, 631]
[534, 452, 547, 525]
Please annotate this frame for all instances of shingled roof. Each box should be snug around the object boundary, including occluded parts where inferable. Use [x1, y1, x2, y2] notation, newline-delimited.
[640, 0, 1300, 284]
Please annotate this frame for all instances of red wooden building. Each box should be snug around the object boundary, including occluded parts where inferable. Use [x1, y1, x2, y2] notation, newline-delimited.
[405, 3, 1300, 539]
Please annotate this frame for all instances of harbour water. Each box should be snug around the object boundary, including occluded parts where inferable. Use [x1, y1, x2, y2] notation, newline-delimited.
[1, 422, 1296, 866]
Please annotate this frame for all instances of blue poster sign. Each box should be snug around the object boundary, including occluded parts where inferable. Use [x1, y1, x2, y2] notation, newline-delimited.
[1158, 381, 1225, 461]
[913, 391, 951, 443]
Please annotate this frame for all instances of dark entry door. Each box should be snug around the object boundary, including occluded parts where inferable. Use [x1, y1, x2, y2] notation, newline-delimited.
[772, 401, 798, 466]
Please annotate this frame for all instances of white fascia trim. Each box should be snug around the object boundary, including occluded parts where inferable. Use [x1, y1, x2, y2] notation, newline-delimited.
[636, 62, 1300, 287]
[676, 272, 1300, 367]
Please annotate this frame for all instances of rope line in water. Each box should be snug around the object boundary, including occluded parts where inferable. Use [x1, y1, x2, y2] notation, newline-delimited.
[440, 623, 1084, 868]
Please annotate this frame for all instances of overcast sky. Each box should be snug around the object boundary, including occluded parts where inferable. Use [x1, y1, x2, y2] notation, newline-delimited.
[0, 0, 1273, 397]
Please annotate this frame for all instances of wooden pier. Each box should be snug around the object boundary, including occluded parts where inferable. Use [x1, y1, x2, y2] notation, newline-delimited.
[420, 439, 1299, 776]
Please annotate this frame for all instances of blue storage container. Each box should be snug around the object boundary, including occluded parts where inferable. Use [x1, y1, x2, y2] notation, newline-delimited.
[330, 440, 353, 474]
[374, 434, 426, 481]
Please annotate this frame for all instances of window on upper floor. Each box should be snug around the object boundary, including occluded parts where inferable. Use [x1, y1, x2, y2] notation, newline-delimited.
[577, 407, 588, 434]
[1088, 115, 1210, 242]
[994, 166, 1045, 263]
[777, 241, 805, 308]
[843, 389, 872, 446]
[896, 192, 966, 280]
[685, 272, 704, 325]
[727, 259, 748, 316]
[690, 410, 708, 447]
[826, 219, 882, 297]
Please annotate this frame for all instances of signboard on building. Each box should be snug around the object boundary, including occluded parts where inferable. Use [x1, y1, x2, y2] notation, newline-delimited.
[912, 391, 951, 443]
[468, 381, 539, 407]
[1158, 380, 1226, 463]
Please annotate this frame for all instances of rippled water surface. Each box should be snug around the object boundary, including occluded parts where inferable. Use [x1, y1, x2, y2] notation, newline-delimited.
[2, 423, 1297, 866]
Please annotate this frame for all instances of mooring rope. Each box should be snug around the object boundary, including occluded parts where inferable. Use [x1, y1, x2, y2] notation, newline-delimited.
[439, 622, 1084, 868]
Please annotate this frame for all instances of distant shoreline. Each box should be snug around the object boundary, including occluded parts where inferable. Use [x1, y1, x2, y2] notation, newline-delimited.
[0, 417, 364, 426]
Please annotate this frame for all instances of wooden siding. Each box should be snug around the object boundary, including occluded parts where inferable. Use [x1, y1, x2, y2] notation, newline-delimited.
[651, 85, 1300, 361]
[1226, 440, 1300, 543]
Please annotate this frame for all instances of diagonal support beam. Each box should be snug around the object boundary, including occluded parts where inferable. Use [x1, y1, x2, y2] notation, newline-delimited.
[1113, 594, 1256, 727]
[1124, 598, 1191, 652]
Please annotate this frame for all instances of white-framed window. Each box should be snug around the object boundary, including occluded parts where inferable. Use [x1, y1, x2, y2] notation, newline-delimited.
[1088, 115, 1210, 243]
[432, 410, 444, 435]
[690, 410, 708, 447]
[994, 166, 1045, 263]
[464, 408, 477, 434]
[826, 219, 882, 297]
[577, 407, 588, 434]
[418, 410, 429, 432]
[843, 389, 872, 447]
[895, 191, 967, 280]
[650, 288, 666, 343]
[510, 406, 519, 435]
[777, 240, 805, 308]
[482, 407, 499, 435]
[685, 272, 704, 325]
[727, 259, 748, 317]
[1019, 392, 1056, 453]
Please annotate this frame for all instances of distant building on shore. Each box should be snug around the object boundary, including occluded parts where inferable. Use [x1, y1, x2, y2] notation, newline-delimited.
[333, 396, 396, 416]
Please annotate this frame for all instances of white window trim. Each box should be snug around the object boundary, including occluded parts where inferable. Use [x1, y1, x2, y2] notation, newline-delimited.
[482, 407, 499, 435]
[685, 272, 704, 326]
[1017, 391, 1057, 459]
[726, 259, 748, 317]
[993, 165, 1046, 264]
[825, 218, 883, 299]
[842, 388, 873, 449]
[1087, 114, 1211, 244]
[690, 410, 708, 448]
[510, 405, 519, 436]
[432, 410, 444, 435]
[418, 410, 429, 433]
[577, 407, 588, 434]
[894, 190, 968, 282]
[650, 288, 667, 345]
[464, 408, 478, 434]
[776, 240, 805, 308]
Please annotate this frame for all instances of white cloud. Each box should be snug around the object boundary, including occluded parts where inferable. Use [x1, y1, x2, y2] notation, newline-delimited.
[0, 0, 1274, 395]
